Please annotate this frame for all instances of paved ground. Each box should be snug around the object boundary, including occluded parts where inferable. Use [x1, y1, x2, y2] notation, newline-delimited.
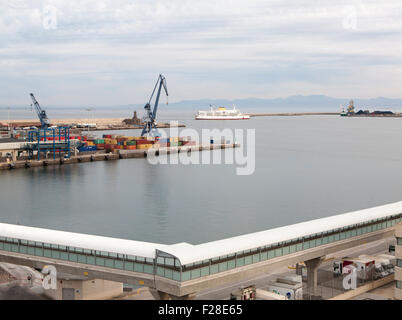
[195, 237, 396, 300]
[352, 281, 395, 300]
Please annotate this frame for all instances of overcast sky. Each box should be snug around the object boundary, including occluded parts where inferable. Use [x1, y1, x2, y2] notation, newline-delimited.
[1, 0, 402, 106]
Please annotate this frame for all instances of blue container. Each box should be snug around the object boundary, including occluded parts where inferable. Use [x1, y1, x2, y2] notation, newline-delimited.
[78, 146, 97, 152]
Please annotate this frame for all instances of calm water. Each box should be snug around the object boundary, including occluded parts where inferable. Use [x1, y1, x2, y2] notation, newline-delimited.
[2, 113, 402, 244]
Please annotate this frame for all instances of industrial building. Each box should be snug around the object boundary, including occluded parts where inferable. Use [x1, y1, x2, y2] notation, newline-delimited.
[395, 222, 402, 300]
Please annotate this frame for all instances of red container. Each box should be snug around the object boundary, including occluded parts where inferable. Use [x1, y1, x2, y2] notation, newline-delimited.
[136, 140, 149, 145]
[138, 140, 155, 145]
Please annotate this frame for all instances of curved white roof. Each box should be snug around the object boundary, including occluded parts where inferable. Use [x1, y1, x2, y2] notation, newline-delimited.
[0, 223, 167, 259]
[162, 201, 402, 265]
[0, 201, 401, 266]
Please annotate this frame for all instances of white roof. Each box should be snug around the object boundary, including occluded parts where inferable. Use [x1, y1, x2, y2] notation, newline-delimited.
[0, 223, 167, 259]
[161, 201, 402, 265]
[0, 201, 401, 266]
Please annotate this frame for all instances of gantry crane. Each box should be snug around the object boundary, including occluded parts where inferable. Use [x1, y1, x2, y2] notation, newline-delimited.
[30, 93, 50, 129]
[141, 74, 168, 136]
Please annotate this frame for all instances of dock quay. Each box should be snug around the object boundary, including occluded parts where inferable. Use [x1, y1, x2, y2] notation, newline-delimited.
[1, 118, 185, 131]
[0, 143, 240, 171]
[247, 112, 339, 117]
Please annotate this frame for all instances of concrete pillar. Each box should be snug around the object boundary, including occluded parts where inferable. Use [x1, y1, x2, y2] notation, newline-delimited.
[12, 151, 17, 162]
[304, 256, 325, 297]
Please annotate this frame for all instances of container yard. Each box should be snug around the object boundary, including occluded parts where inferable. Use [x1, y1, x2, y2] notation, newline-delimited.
[0, 132, 239, 171]
[84, 134, 197, 152]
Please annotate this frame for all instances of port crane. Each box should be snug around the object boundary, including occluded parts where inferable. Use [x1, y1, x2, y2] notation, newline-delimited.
[30, 93, 50, 129]
[141, 74, 168, 136]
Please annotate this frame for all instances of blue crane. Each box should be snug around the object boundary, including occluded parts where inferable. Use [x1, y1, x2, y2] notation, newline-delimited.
[141, 74, 168, 136]
[30, 93, 50, 129]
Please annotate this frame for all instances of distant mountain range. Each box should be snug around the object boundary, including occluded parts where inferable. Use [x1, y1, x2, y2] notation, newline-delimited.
[114, 95, 402, 111]
[3, 95, 402, 111]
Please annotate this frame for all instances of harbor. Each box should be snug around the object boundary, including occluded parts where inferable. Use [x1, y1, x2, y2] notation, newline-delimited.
[0, 139, 239, 171]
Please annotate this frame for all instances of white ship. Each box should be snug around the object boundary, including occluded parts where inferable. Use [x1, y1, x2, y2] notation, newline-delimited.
[195, 105, 250, 120]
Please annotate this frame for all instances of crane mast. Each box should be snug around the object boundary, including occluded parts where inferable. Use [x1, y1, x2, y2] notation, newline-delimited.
[30, 93, 50, 129]
[141, 74, 168, 136]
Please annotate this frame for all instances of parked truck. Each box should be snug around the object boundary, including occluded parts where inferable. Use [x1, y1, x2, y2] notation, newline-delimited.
[255, 288, 287, 300]
[333, 257, 375, 280]
[267, 279, 303, 300]
[359, 254, 395, 279]
[230, 285, 256, 300]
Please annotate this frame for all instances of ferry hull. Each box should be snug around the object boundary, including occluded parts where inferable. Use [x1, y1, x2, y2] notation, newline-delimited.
[195, 116, 250, 120]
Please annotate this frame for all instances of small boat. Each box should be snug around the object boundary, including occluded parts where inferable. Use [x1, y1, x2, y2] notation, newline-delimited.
[195, 105, 250, 120]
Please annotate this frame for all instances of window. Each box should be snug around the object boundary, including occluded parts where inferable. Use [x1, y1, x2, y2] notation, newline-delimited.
[101, 251, 109, 257]
[397, 238, 402, 246]
[201, 266, 210, 276]
[143, 265, 153, 274]
[165, 268, 173, 280]
[236, 257, 245, 267]
[210, 264, 219, 274]
[252, 254, 260, 263]
[165, 258, 174, 266]
[124, 262, 134, 271]
[227, 259, 236, 270]
[397, 259, 402, 268]
[134, 263, 144, 273]
[397, 281, 402, 289]
[191, 268, 201, 279]
[275, 248, 283, 257]
[173, 271, 181, 281]
[182, 271, 191, 281]
[157, 267, 164, 277]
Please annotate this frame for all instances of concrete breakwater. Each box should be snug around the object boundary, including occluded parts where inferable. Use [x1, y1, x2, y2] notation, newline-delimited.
[247, 112, 339, 117]
[0, 143, 239, 171]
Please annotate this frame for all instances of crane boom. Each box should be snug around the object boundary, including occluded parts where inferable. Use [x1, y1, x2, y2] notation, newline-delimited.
[30, 93, 50, 129]
[141, 74, 168, 136]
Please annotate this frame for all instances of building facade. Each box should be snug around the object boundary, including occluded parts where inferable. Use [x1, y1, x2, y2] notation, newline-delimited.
[395, 222, 402, 300]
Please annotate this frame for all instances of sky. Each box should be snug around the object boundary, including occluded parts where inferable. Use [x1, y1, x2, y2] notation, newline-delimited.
[1, 0, 402, 107]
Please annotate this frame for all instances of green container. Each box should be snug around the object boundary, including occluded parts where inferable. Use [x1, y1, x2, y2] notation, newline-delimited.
[127, 140, 136, 146]
[94, 139, 105, 144]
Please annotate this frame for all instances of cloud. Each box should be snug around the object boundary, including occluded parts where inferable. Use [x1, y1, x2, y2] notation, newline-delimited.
[1, 0, 402, 106]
